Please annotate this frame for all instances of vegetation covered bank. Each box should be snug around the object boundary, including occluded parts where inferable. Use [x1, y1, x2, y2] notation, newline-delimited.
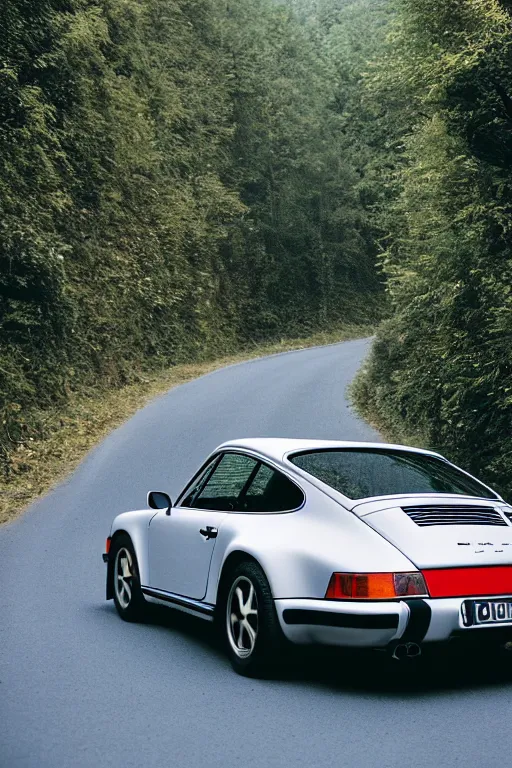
[354, 0, 512, 498]
[0, 0, 384, 483]
[4, 0, 510, 503]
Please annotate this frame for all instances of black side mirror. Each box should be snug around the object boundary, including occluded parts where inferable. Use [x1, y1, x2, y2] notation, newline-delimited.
[148, 491, 172, 515]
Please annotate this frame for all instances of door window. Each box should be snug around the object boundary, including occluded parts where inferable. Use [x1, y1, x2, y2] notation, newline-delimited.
[191, 453, 259, 511]
[180, 456, 219, 508]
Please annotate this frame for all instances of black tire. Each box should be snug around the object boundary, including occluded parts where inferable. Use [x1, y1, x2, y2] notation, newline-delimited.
[221, 560, 286, 677]
[111, 534, 147, 622]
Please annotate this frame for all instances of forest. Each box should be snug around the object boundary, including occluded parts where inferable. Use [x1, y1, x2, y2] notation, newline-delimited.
[352, 0, 512, 498]
[1, 0, 511, 497]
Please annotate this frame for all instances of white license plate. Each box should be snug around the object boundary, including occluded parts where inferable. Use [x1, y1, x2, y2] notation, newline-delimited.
[473, 600, 512, 625]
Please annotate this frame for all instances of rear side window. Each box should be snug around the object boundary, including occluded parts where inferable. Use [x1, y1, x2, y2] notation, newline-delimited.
[239, 463, 304, 512]
[289, 449, 497, 501]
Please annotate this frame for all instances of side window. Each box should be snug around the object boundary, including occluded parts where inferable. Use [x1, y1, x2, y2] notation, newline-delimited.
[239, 463, 304, 513]
[180, 457, 219, 508]
[191, 453, 259, 511]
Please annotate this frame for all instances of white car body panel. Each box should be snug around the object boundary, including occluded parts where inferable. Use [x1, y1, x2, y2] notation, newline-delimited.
[106, 437, 512, 651]
[110, 510, 154, 586]
[204, 489, 417, 604]
[148, 508, 228, 600]
[350, 493, 500, 516]
[357, 499, 512, 569]
[274, 598, 410, 647]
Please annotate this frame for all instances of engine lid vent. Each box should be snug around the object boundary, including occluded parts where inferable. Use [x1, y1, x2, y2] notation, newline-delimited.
[402, 505, 508, 527]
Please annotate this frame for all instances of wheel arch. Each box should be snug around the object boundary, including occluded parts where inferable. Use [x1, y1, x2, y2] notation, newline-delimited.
[106, 511, 152, 599]
[216, 550, 269, 605]
[109, 510, 153, 590]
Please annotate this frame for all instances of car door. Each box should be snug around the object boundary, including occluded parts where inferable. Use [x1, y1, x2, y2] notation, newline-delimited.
[147, 452, 260, 600]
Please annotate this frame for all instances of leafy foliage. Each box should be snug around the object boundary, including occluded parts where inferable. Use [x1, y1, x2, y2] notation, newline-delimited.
[0, 0, 383, 478]
[354, 0, 512, 498]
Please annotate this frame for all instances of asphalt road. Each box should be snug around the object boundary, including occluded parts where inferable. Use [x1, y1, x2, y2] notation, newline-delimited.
[2, 338, 512, 768]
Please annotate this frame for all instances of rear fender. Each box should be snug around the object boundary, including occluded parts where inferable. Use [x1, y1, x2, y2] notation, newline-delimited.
[205, 494, 417, 604]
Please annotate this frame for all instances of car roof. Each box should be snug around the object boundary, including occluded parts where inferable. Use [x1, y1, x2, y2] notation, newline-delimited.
[216, 438, 444, 464]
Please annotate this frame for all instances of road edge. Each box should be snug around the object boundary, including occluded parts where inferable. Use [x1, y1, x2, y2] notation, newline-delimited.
[1, 325, 374, 526]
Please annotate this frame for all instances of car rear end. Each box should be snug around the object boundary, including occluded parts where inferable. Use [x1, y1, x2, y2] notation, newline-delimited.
[278, 444, 512, 656]
[351, 496, 512, 653]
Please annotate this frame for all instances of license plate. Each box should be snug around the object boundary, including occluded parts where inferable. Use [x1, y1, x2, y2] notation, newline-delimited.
[462, 599, 512, 627]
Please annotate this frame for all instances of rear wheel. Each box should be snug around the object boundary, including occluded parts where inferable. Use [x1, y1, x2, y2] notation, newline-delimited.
[222, 561, 286, 677]
[111, 534, 147, 622]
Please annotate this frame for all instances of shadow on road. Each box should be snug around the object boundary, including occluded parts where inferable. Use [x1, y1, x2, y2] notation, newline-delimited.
[117, 603, 512, 698]
[279, 645, 512, 698]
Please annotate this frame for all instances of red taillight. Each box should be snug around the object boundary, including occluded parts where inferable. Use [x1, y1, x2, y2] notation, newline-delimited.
[422, 566, 512, 598]
[325, 572, 428, 600]
[105, 537, 111, 555]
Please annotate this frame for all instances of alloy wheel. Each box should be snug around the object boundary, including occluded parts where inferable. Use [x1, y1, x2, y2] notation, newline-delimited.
[115, 547, 134, 610]
[227, 576, 259, 659]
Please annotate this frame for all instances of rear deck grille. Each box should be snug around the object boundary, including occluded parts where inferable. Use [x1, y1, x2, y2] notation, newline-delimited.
[402, 505, 508, 527]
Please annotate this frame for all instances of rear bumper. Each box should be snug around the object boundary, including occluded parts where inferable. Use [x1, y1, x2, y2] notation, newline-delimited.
[275, 596, 512, 648]
[275, 598, 409, 647]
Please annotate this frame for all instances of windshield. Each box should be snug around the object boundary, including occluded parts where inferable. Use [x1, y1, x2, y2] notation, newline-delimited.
[289, 449, 498, 501]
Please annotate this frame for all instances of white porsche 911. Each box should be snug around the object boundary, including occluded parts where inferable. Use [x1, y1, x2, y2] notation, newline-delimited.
[103, 439, 512, 676]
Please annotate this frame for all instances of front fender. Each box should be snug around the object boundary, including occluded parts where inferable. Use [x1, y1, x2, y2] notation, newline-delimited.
[109, 510, 155, 586]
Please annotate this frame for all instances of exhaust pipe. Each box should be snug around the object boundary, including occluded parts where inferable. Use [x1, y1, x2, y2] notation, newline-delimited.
[391, 642, 422, 661]
[406, 642, 422, 659]
[391, 643, 408, 661]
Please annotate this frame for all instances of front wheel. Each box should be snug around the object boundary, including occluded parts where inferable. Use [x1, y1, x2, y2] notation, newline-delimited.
[223, 561, 286, 677]
[111, 534, 147, 622]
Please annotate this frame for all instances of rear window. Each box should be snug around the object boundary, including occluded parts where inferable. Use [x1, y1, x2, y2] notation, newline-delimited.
[289, 449, 498, 501]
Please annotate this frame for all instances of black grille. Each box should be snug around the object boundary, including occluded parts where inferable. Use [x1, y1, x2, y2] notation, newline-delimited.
[402, 505, 508, 527]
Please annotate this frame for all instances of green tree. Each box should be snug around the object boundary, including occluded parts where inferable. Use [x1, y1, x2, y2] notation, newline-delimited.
[0, 0, 384, 478]
[355, 0, 512, 497]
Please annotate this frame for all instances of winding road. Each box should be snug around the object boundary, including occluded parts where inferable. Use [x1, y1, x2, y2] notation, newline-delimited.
[1, 338, 512, 768]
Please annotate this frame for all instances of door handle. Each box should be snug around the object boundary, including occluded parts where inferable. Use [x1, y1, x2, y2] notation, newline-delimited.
[199, 526, 218, 541]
